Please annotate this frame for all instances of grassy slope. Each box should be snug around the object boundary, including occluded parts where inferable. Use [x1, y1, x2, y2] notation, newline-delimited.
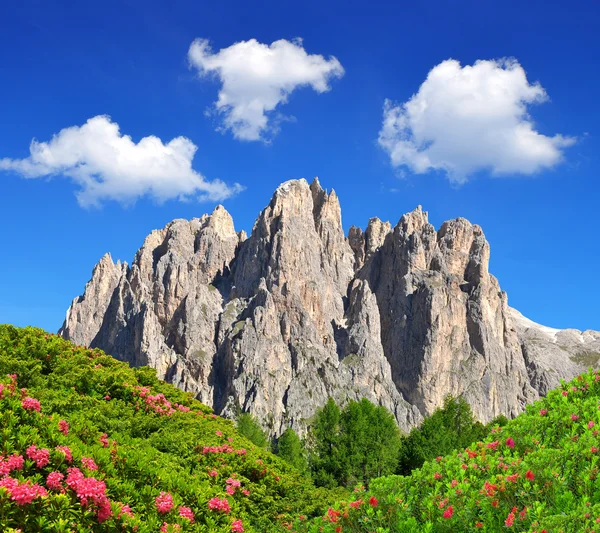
[294, 369, 600, 532]
[0, 325, 342, 533]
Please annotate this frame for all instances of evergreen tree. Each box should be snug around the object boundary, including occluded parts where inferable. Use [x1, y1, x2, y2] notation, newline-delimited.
[339, 399, 401, 486]
[276, 428, 307, 473]
[237, 412, 269, 449]
[397, 395, 492, 474]
[308, 397, 342, 488]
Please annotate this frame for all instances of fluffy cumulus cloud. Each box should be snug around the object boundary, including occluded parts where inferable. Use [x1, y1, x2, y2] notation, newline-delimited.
[188, 37, 344, 141]
[0, 115, 243, 207]
[378, 58, 575, 183]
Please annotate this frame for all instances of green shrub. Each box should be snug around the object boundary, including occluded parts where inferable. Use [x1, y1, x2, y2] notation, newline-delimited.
[0, 325, 336, 532]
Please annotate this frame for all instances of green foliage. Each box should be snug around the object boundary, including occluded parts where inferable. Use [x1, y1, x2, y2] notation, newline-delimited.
[397, 395, 490, 475]
[0, 325, 337, 532]
[308, 398, 402, 488]
[295, 369, 600, 533]
[308, 398, 342, 488]
[236, 413, 269, 449]
[339, 399, 402, 486]
[276, 429, 307, 474]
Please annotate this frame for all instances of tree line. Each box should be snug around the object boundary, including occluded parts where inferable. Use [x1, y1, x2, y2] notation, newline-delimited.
[236, 395, 508, 488]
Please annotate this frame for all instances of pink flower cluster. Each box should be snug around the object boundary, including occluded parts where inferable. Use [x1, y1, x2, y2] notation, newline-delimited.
[0, 453, 24, 476]
[202, 444, 246, 455]
[118, 504, 134, 519]
[131, 386, 189, 417]
[26, 445, 50, 468]
[21, 396, 41, 412]
[225, 477, 242, 495]
[100, 433, 109, 448]
[56, 445, 73, 463]
[81, 457, 99, 471]
[231, 519, 244, 532]
[58, 419, 69, 435]
[208, 496, 231, 513]
[0, 477, 47, 505]
[46, 471, 65, 492]
[65, 467, 112, 522]
[155, 491, 174, 514]
[160, 524, 181, 533]
[179, 506, 195, 522]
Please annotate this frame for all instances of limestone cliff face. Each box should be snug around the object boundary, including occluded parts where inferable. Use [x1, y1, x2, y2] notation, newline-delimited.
[59, 178, 599, 435]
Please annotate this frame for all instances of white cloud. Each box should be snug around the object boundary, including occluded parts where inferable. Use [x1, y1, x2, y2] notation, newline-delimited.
[188, 37, 344, 141]
[378, 58, 575, 183]
[0, 115, 243, 207]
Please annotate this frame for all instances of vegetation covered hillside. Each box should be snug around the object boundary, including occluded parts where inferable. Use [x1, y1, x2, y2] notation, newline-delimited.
[0, 325, 340, 533]
[294, 368, 600, 533]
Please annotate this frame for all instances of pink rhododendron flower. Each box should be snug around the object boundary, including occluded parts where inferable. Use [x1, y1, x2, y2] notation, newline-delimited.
[58, 420, 69, 435]
[434, 472, 442, 479]
[505, 437, 515, 449]
[81, 457, 98, 471]
[539, 409, 548, 416]
[208, 469, 218, 477]
[0, 476, 19, 493]
[0, 454, 24, 475]
[21, 397, 41, 412]
[525, 470, 535, 481]
[242, 488, 250, 496]
[216, 430, 223, 437]
[369, 496, 378, 507]
[118, 504, 134, 519]
[26, 445, 50, 468]
[208, 497, 231, 513]
[226, 486, 236, 495]
[226, 478, 241, 487]
[588, 421, 595, 429]
[160, 523, 181, 532]
[155, 491, 174, 514]
[9, 480, 47, 505]
[231, 519, 244, 532]
[179, 506, 195, 522]
[571, 414, 580, 421]
[56, 446, 73, 463]
[443, 506, 454, 519]
[46, 471, 65, 491]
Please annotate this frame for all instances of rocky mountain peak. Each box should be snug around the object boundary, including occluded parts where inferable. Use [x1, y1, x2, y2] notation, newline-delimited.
[59, 178, 600, 436]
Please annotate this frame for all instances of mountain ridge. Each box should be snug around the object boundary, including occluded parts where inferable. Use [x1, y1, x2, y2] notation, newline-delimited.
[59, 178, 600, 435]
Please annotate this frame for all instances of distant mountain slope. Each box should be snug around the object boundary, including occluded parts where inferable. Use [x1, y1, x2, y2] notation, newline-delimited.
[59, 178, 600, 435]
[511, 307, 600, 395]
[0, 325, 335, 533]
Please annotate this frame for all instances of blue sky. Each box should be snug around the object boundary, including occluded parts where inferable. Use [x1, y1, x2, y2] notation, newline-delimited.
[0, 0, 598, 332]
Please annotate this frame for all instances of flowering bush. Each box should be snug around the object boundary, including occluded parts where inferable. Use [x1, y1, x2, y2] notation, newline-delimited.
[294, 367, 600, 532]
[0, 325, 338, 532]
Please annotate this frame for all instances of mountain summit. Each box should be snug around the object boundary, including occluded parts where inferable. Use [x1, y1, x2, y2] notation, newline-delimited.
[59, 178, 600, 435]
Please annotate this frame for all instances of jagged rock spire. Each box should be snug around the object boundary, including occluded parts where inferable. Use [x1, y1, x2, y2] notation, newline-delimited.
[59, 179, 600, 435]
